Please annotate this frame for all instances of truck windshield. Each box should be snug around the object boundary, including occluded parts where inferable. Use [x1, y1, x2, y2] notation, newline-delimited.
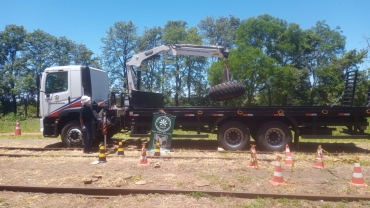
[45, 72, 68, 93]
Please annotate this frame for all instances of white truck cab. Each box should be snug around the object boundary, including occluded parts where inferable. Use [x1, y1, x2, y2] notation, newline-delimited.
[39, 66, 109, 146]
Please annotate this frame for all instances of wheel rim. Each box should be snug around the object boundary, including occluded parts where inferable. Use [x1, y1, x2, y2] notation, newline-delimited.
[223, 128, 244, 147]
[264, 128, 285, 147]
[67, 127, 83, 146]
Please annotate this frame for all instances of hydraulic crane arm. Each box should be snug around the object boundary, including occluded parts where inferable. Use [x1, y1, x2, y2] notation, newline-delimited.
[126, 44, 228, 94]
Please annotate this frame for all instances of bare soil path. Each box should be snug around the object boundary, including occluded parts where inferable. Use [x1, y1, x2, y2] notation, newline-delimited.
[0, 137, 369, 207]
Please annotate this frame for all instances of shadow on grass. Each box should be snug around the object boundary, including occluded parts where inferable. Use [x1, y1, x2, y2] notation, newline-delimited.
[44, 142, 65, 148]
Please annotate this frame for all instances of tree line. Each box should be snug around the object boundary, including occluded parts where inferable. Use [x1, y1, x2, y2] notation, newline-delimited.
[1, 14, 369, 117]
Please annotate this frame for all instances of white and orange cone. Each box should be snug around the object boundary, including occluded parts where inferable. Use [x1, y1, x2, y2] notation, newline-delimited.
[270, 156, 286, 186]
[313, 145, 324, 169]
[248, 144, 259, 169]
[139, 143, 148, 165]
[14, 120, 21, 136]
[349, 156, 367, 187]
[284, 144, 293, 166]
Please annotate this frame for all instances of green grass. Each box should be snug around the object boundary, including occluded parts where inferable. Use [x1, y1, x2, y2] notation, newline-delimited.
[188, 192, 211, 200]
[240, 197, 272, 208]
[0, 118, 40, 133]
[1, 118, 370, 145]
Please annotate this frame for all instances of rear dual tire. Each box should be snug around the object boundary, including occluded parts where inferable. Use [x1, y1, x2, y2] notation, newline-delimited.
[217, 121, 250, 150]
[257, 121, 292, 151]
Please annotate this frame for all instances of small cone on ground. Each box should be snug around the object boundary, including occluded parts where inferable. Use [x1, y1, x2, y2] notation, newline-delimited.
[98, 143, 107, 163]
[349, 156, 367, 187]
[139, 142, 148, 165]
[14, 120, 21, 136]
[313, 145, 324, 169]
[154, 140, 161, 156]
[117, 140, 125, 155]
[270, 155, 286, 186]
[284, 144, 293, 166]
[248, 144, 259, 168]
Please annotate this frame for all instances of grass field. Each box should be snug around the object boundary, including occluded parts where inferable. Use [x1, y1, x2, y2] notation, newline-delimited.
[0, 118, 40, 133]
[1, 119, 369, 146]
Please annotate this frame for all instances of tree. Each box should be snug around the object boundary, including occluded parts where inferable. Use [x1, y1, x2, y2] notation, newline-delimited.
[223, 44, 271, 105]
[301, 21, 346, 105]
[162, 21, 208, 106]
[230, 15, 301, 106]
[50, 36, 74, 66]
[314, 49, 368, 106]
[229, 15, 363, 106]
[70, 43, 100, 67]
[183, 27, 208, 104]
[198, 15, 240, 49]
[162, 20, 188, 106]
[136, 26, 163, 92]
[101, 21, 139, 93]
[22, 29, 54, 116]
[0, 25, 27, 115]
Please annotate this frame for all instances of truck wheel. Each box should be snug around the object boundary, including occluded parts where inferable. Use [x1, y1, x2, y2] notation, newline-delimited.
[209, 82, 245, 101]
[217, 121, 250, 150]
[61, 121, 83, 147]
[257, 121, 291, 151]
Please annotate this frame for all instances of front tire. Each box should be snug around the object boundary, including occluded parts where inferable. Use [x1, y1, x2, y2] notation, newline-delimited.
[257, 121, 292, 151]
[217, 121, 250, 150]
[61, 121, 83, 147]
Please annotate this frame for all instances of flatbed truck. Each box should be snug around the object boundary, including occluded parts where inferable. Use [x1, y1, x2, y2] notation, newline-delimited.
[39, 44, 370, 151]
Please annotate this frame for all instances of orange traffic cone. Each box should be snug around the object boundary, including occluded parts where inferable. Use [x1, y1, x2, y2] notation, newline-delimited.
[313, 145, 324, 169]
[349, 157, 367, 187]
[14, 120, 21, 136]
[248, 144, 259, 168]
[270, 156, 286, 185]
[139, 143, 148, 165]
[284, 144, 293, 166]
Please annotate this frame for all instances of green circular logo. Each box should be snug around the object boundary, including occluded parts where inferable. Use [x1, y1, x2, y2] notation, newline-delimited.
[155, 116, 171, 132]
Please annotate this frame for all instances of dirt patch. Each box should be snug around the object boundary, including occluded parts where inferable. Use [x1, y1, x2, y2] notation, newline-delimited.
[1, 192, 370, 208]
[0, 138, 370, 207]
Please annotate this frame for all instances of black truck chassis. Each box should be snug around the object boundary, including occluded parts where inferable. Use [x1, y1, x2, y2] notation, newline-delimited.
[119, 106, 370, 151]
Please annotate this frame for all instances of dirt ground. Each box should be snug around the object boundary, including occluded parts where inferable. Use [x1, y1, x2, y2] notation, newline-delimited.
[0, 137, 370, 208]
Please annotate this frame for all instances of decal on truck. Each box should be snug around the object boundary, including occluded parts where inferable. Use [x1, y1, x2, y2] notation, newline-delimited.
[48, 95, 66, 104]
[46, 97, 82, 117]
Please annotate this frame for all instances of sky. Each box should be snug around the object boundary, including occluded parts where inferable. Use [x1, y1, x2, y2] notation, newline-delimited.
[1, 0, 370, 68]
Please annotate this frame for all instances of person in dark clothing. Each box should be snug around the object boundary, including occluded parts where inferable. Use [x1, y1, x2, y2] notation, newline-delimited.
[79, 96, 105, 153]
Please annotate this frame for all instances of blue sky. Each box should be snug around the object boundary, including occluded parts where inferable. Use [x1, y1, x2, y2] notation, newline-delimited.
[1, 0, 369, 67]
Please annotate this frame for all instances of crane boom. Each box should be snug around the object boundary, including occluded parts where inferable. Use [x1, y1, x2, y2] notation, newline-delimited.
[126, 44, 228, 94]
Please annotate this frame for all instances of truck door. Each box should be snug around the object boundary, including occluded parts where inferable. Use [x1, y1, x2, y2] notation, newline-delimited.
[43, 70, 72, 117]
